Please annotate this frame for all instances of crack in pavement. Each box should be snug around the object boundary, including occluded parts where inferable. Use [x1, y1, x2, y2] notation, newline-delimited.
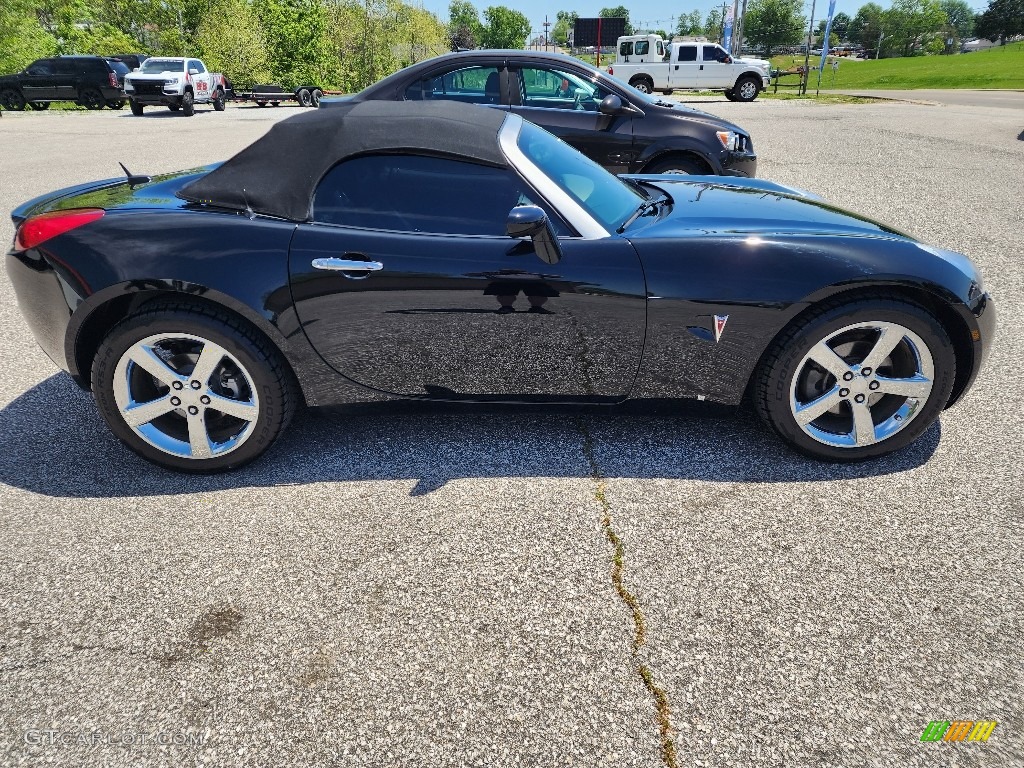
[575, 416, 678, 768]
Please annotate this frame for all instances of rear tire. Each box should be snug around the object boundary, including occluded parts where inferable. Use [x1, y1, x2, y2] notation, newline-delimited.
[629, 76, 654, 94]
[130, 99, 144, 116]
[80, 87, 105, 109]
[29, 101, 50, 111]
[91, 303, 299, 473]
[311, 88, 323, 107]
[181, 90, 194, 116]
[755, 297, 955, 462]
[1, 88, 27, 111]
[297, 87, 311, 107]
[212, 88, 226, 111]
[734, 77, 761, 102]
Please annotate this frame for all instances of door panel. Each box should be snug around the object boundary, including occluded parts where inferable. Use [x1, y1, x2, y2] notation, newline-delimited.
[288, 226, 647, 401]
[22, 60, 57, 100]
[670, 47, 700, 88]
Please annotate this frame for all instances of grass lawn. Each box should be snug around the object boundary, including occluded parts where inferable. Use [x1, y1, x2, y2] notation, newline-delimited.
[769, 42, 1024, 90]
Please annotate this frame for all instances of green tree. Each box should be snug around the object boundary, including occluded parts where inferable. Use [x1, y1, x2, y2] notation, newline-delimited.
[552, 10, 577, 46]
[196, 0, 272, 88]
[449, 0, 484, 48]
[848, 2, 884, 47]
[704, 6, 724, 39]
[600, 5, 633, 35]
[253, 0, 337, 88]
[831, 11, 852, 38]
[0, 0, 57, 74]
[975, 0, 1023, 43]
[881, 0, 947, 56]
[676, 9, 702, 36]
[481, 5, 530, 48]
[744, 0, 806, 56]
[939, 0, 973, 37]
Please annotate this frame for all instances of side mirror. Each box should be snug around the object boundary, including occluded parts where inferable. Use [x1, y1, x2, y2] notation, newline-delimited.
[506, 206, 561, 265]
[133, 67, 141, 72]
[189, 68, 199, 75]
[598, 94, 625, 115]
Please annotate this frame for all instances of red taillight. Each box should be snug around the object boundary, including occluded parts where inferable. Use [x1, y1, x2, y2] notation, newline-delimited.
[14, 209, 105, 251]
[109, 71, 118, 88]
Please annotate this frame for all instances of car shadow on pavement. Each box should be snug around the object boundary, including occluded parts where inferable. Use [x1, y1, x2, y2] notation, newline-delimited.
[0, 374, 940, 498]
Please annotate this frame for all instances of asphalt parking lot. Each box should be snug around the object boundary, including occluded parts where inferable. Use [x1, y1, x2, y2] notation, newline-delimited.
[0, 99, 1021, 767]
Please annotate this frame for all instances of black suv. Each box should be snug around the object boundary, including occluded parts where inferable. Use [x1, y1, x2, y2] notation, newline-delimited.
[336, 50, 757, 177]
[0, 56, 129, 111]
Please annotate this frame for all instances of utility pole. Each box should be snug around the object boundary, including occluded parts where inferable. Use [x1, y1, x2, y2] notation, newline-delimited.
[736, 0, 748, 56]
[543, 15, 551, 51]
[719, 1, 728, 45]
[801, 0, 817, 95]
[730, 0, 739, 53]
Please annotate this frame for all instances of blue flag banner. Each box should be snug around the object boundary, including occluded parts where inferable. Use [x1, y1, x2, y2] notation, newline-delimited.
[723, 7, 735, 51]
[819, 0, 838, 73]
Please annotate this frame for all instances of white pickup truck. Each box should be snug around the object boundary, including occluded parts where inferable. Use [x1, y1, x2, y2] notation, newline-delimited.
[607, 35, 771, 102]
[124, 57, 226, 116]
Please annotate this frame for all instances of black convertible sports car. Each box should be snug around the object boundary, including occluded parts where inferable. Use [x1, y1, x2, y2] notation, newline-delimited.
[7, 101, 994, 472]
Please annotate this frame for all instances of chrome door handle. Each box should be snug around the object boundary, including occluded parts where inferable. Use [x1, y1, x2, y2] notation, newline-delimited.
[311, 258, 384, 272]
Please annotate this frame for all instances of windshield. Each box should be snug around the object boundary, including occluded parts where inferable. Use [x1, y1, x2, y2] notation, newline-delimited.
[516, 120, 643, 233]
[140, 59, 184, 74]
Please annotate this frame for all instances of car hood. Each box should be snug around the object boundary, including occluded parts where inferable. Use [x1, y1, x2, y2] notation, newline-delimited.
[627, 177, 915, 241]
[125, 72, 183, 81]
[649, 100, 751, 135]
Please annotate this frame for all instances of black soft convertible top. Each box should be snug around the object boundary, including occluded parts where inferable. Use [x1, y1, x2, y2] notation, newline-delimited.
[177, 100, 510, 222]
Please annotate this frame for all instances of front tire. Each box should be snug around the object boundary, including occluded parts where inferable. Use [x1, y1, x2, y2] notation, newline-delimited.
[1, 88, 27, 110]
[724, 88, 739, 101]
[92, 304, 299, 473]
[297, 87, 311, 107]
[130, 99, 144, 116]
[734, 77, 761, 102]
[644, 155, 705, 175]
[180, 90, 194, 116]
[755, 297, 955, 461]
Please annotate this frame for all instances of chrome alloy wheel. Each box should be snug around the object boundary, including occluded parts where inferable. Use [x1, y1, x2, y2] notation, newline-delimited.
[789, 321, 935, 449]
[112, 333, 261, 460]
[737, 80, 758, 100]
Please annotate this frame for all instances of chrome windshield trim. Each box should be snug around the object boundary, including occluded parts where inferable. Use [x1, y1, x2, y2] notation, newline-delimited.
[498, 115, 610, 240]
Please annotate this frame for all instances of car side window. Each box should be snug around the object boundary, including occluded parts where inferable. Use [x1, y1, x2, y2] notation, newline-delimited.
[26, 60, 55, 75]
[190, 60, 206, 73]
[704, 45, 730, 62]
[404, 65, 502, 104]
[677, 46, 697, 62]
[635, 40, 650, 56]
[313, 155, 566, 236]
[619, 41, 633, 57]
[517, 66, 609, 112]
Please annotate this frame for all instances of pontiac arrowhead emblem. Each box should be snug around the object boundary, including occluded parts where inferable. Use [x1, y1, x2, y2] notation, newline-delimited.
[713, 314, 729, 343]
